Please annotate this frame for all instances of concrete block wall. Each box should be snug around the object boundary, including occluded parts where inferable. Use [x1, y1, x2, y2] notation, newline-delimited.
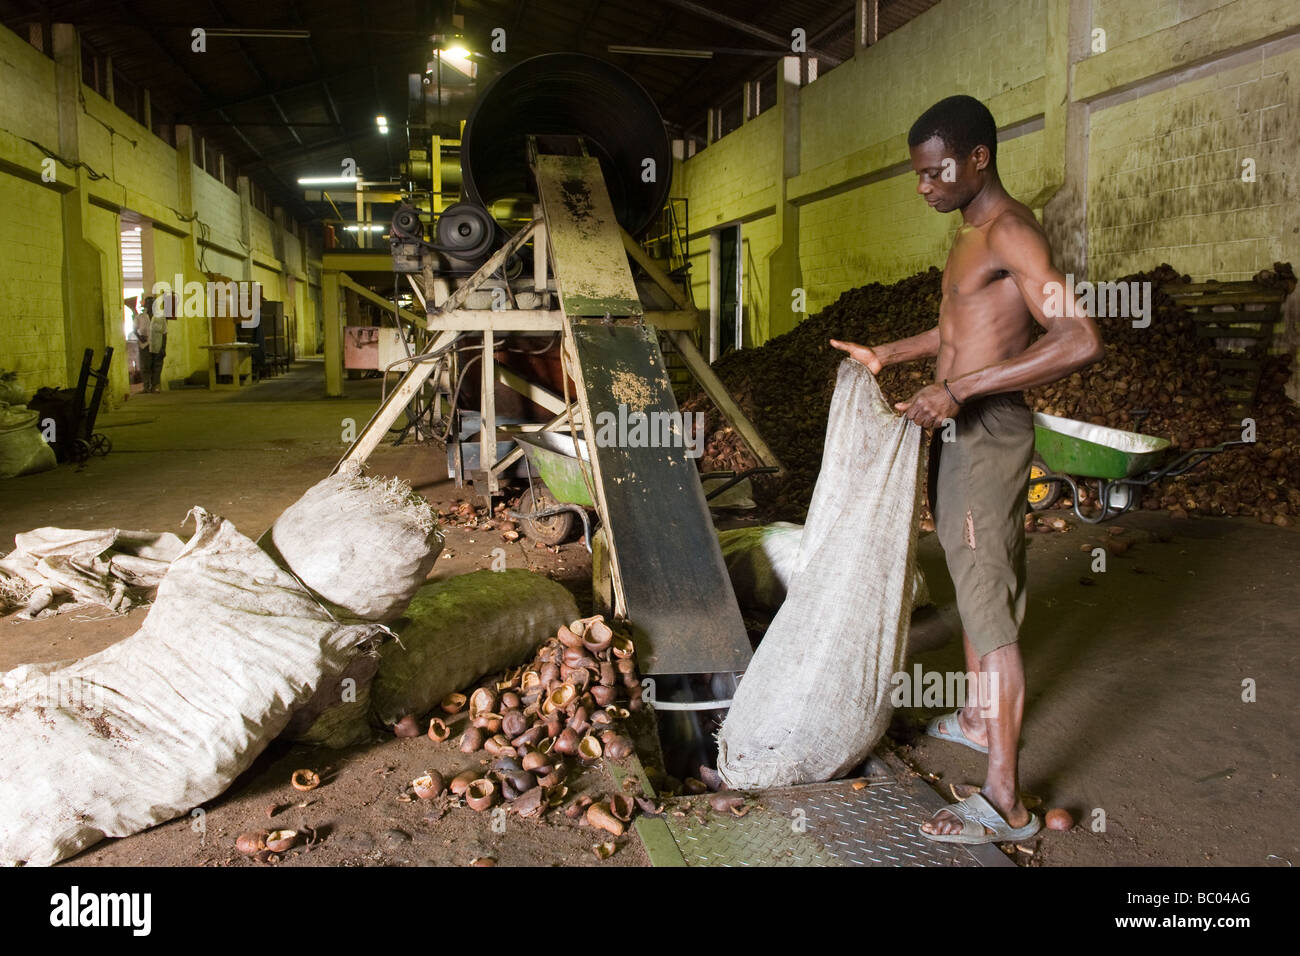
[191, 169, 244, 253]
[673, 0, 1300, 349]
[0, 31, 64, 395]
[1088, 39, 1297, 279]
[1091, 0, 1235, 44]
[0, 22, 315, 402]
[78, 87, 179, 204]
[0, 182, 66, 392]
[678, 108, 783, 348]
[798, 0, 1046, 172]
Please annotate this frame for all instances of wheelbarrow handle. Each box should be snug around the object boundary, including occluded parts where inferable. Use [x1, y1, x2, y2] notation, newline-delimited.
[1118, 439, 1252, 487]
[702, 466, 780, 501]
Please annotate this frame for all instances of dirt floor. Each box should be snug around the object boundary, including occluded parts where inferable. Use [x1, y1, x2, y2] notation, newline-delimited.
[1, 361, 1296, 867]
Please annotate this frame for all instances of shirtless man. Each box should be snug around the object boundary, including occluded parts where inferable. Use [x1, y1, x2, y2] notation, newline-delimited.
[831, 95, 1103, 843]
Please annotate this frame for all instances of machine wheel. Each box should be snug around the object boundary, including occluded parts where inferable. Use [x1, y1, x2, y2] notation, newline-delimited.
[69, 438, 92, 463]
[1027, 458, 1061, 512]
[89, 433, 112, 457]
[517, 485, 576, 546]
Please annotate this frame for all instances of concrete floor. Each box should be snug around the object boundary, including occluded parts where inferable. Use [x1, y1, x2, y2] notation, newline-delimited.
[1, 360, 1296, 867]
[904, 513, 1298, 866]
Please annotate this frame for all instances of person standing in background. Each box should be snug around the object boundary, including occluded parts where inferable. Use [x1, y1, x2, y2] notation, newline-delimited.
[146, 293, 171, 393]
[135, 297, 156, 392]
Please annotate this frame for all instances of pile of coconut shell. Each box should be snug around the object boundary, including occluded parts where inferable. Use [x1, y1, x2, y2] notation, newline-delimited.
[685, 262, 1299, 525]
[406, 614, 645, 845]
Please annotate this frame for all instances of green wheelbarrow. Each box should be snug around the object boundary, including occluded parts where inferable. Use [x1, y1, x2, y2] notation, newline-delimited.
[1026, 412, 1249, 523]
[509, 431, 596, 549]
[509, 430, 777, 548]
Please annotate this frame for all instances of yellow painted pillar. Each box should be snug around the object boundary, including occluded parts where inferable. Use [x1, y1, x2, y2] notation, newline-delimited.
[322, 269, 344, 396]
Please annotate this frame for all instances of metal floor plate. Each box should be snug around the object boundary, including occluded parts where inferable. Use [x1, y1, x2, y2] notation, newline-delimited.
[649, 773, 1013, 868]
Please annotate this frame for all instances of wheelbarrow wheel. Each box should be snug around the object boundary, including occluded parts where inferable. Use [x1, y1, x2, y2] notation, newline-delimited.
[1027, 457, 1061, 512]
[518, 485, 576, 546]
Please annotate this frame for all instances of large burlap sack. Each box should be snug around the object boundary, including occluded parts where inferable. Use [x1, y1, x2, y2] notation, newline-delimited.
[719, 523, 930, 615]
[370, 569, 579, 726]
[0, 508, 380, 866]
[0, 527, 186, 618]
[269, 462, 444, 622]
[280, 651, 382, 748]
[716, 362, 924, 789]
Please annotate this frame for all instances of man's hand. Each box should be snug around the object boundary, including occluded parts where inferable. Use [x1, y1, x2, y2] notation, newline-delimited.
[895, 383, 959, 429]
[830, 339, 883, 374]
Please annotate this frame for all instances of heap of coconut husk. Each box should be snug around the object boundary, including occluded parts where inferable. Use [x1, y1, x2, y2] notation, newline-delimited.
[685, 263, 1299, 525]
[399, 614, 648, 853]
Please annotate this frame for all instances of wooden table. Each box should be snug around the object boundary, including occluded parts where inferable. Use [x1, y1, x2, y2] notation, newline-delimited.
[200, 343, 258, 390]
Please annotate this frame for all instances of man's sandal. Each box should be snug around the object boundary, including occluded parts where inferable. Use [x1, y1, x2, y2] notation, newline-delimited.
[919, 792, 1041, 845]
[924, 710, 988, 754]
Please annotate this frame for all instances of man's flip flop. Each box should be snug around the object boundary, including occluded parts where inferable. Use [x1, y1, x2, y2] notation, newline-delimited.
[918, 792, 1041, 845]
[924, 711, 988, 754]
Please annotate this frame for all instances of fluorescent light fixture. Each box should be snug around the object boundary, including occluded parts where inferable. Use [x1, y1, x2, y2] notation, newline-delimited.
[376, 114, 389, 135]
[344, 225, 386, 232]
[203, 28, 311, 39]
[607, 44, 713, 59]
[297, 175, 359, 185]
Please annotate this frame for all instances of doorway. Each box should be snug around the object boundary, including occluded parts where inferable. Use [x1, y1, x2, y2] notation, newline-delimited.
[709, 224, 742, 362]
[119, 214, 149, 392]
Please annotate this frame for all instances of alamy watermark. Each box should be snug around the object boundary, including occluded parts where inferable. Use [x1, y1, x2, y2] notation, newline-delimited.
[150, 275, 261, 327]
[890, 665, 999, 716]
[591, 404, 706, 459]
[20, 673, 105, 714]
[1043, 273, 1152, 328]
[49, 886, 151, 936]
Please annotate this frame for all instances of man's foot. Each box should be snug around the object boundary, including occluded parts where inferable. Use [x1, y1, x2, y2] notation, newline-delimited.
[924, 709, 988, 752]
[919, 790, 1038, 843]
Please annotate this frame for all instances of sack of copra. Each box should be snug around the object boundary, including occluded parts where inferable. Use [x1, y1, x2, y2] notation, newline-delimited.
[716, 362, 924, 790]
[370, 569, 579, 726]
[718, 522, 929, 616]
[0, 508, 381, 866]
[268, 462, 444, 622]
[280, 650, 382, 748]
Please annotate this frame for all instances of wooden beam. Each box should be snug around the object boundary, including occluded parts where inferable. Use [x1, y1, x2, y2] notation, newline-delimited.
[621, 227, 693, 311]
[480, 333, 498, 498]
[333, 330, 459, 470]
[337, 273, 424, 327]
[428, 309, 565, 331]
[490, 407, 581, 475]
[666, 329, 784, 474]
[496, 364, 565, 415]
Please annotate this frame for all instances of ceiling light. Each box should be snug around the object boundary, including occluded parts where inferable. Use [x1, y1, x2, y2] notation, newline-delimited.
[297, 175, 359, 185]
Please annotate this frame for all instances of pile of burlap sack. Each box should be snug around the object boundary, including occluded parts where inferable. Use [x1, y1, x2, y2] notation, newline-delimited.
[0, 462, 576, 866]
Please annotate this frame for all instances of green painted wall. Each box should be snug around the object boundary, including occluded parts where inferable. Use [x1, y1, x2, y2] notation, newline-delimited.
[672, 0, 1300, 348]
[0, 23, 315, 402]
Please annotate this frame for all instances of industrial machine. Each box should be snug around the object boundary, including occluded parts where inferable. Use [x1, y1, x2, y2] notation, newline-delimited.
[339, 54, 781, 682]
[324, 54, 1013, 867]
